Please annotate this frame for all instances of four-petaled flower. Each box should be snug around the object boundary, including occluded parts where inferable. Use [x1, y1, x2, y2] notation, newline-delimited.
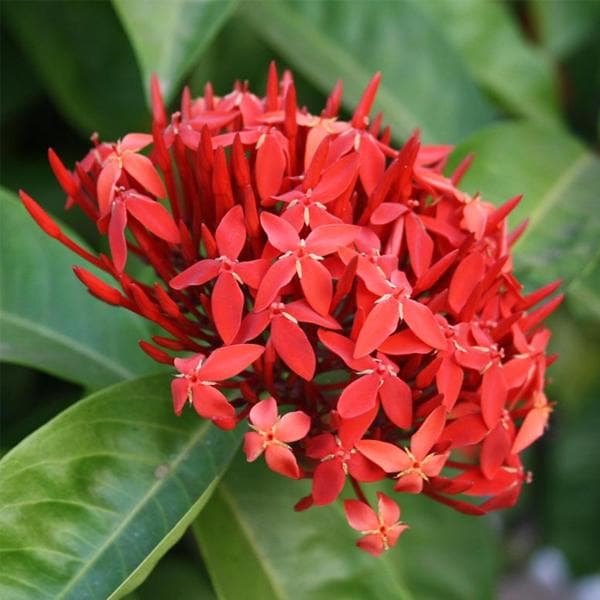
[171, 344, 264, 429]
[255, 213, 360, 315]
[357, 406, 449, 493]
[344, 492, 408, 556]
[243, 397, 311, 479]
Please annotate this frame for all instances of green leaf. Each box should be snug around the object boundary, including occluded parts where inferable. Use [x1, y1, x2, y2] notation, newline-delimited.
[126, 555, 216, 600]
[414, 0, 559, 125]
[194, 457, 499, 599]
[112, 0, 238, 103]
[241, 0, 494, 142]
[2, 1, 146, 138]
[448, 121, 600, 293]
[194, 457, 413, 600]
[0, 187, 158, 389]
[529, 0, 600, 59]
[390, 495, 498, 600]
[545, 390, 600, 575]
[0, 374, 242, 600]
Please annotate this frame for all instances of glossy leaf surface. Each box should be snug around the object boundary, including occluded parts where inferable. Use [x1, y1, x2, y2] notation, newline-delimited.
[194, 457, 498, 599]
[416, 0, 559, 124]
[0, 188, 158, 389]
[3, 1, 145, 138]
[241, 0, 494, 142]
[449, 122, 600, 293]
[0, 375, 242, 599]
[113, 0, 238, 102]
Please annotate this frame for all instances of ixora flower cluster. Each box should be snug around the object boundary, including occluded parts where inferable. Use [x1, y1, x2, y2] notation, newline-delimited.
[21, 64, 562, 556]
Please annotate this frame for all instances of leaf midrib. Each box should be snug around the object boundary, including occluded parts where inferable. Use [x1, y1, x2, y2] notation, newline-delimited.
[519, 152, 592, 246]
[216, 484, 288, 600]
[57, 419, 212, 599]
[0, 309, 134, 383]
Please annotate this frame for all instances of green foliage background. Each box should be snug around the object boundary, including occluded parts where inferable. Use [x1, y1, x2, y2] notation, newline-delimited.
[1, 1, 599, 598]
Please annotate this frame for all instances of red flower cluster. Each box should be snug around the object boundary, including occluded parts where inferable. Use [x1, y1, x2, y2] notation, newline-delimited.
[21, 64, 562, 556]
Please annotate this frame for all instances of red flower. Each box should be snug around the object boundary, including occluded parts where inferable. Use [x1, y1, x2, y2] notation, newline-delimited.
[97, 134, 166, 214]
[357, 406, 449, 494]
[170, 205, 269, 343]
[344, 492, 408, 556]
[171, 344, 264, 429]
[103, 189, 180, 273]
[255, 213, 360, 315]
[243, 396, 310, 478]
[23, 63, 562, 554]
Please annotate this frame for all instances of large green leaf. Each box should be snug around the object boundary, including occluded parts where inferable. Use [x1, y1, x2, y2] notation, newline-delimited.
[194, 457, 498, 599]
[112, 0, 238, 103]
[448, 121, 600, 294]
[0, 188, 158, 388]
[0, 374, 242, 600]
[241, 0, 494, 142]
[415, 0, 559, 125]
[529, 0, 600, 59]
[545, 390, 600, 576]
[2, 1, 146, 138]
[126, 555, 216, 600]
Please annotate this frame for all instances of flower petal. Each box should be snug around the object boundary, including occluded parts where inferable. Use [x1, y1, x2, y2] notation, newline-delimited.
[305, 433, 337, 459]
[448, 252, 486, 314]
[436, 357, 464, 410]
[254, 255, 297, 312]
[235, 259, 271, 289]
[212, 272, 244, 344]
[271, 316, 316, 380]
[198, 344, 264, 381]
[285, 299, 341, 329]
[192, 385, 234, 420]
[370, 203, 407, 225]
[481, 424, 511, 480]
[356, 534, 385, 557]
[337, 373, 380, 419]
[305, 224, 361, 256]
[108, 201, 128, 273]
[126, 194, 180, 243]
[256, 133, 286, 203]
[355, 440, 409, 473]
[379, 376, 412, 429]
[344, 499, 379, 532]
[276, 410, 311, 443]
[249, 396, 279, 431]
[377, 492, 400, 526]
[379, 329, 433, 355]
[312, 152, 359, 203]
[402, 299, 446, 350]
[216, 205, 247, 259]
[120, 133, 153, 152]
[243, 431, 265, 462]
[481, 363, 507, 430]
[260, 212, 299, 252]
[354, 298, 400, 358]
[170, 259, 220, 289]
[97, 160, 121, 216]
[411, 405, 447, 460]
[358, 134, 385, 196]
[265, 445, 301, 479]
[405, 211, 433, 277]
[511, 406, 549, 454]
[122, 152, 166, 198]
[299, 257, 333, 316]
[318, 330, 373, 371]
[312, 458, 346, 505]
[171, 377, 189, 416]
